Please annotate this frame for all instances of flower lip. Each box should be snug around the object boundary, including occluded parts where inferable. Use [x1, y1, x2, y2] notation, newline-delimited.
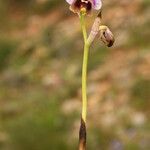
[74, 0, 92, 12]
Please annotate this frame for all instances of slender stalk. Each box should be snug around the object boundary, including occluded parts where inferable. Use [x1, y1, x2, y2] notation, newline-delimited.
[81, 43, 89, 122]
[80, 14, 87, 43]
[79, 13, 90, 150]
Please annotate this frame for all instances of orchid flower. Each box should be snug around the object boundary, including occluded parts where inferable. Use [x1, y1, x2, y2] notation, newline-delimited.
[65, 1, 114, 150]
[66, 0, 102, 14]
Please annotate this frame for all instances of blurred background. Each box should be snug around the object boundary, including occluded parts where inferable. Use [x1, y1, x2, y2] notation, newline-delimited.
[0, 0, 149, 149]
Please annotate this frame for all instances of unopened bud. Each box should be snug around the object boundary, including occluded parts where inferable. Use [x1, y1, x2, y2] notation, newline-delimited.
[99, 25, 115, 47]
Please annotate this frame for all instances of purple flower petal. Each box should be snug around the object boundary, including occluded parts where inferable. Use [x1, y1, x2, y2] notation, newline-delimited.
[66, 0, 75, 5]
[92, 0, 102, 10]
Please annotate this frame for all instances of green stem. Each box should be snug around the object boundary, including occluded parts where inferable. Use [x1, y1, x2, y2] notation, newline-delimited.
[80, 13, 87, 44]
[81, 43, 89, 122]
[80, 13, 90, 123]
[79, 13, 90, 150]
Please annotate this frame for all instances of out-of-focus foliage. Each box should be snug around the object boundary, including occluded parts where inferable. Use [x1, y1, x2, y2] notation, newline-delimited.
[0, 0, 149, 150]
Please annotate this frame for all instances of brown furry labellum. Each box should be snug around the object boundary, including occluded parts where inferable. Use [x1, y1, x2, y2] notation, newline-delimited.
[70, 0, 92, 14]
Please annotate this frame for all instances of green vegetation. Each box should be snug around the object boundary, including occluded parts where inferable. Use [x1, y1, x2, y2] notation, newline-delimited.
[0, 0, 149, 149]
[131, 79, 150, 111]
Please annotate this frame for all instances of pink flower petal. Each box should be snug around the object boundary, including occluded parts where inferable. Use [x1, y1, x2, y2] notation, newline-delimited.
[93, 0, 102, 10]
[66, 0, 75, 5]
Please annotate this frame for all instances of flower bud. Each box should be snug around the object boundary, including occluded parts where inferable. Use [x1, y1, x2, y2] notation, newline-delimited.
[99, 25, 115, 47]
